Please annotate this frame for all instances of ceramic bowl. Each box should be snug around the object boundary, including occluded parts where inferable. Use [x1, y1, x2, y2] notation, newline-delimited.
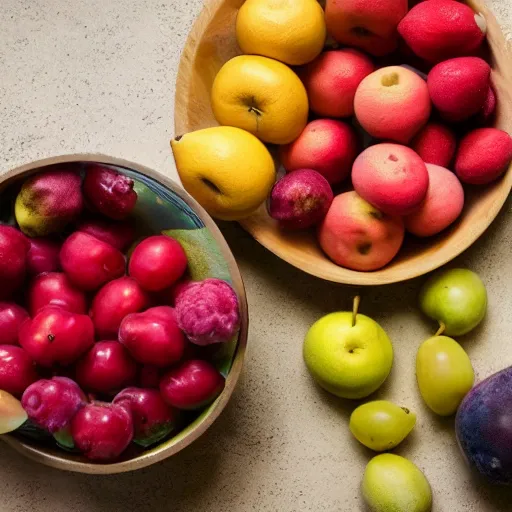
[0, 154, 248, 474]
[173, 0, 512, 285]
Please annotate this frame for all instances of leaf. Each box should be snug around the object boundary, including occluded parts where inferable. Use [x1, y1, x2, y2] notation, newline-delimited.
[162, 228, 231, 282]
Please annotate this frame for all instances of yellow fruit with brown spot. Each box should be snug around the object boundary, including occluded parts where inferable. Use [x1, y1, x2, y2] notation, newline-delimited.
[171, 126, 276, 221]
[236, 0, 326, 66]
[211, 55, 309, 145]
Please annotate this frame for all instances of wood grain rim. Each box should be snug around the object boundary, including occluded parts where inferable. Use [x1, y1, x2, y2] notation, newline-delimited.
[0, 154, 249, 474]
[174, 0, 512, 286]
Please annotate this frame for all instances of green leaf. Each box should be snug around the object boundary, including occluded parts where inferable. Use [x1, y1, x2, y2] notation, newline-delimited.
[162, 228, 231, 282]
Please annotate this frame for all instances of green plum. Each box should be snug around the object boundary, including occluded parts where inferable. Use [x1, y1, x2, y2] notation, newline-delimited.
[362, 454, 432, 512]
[419, 268, 487, 336]
[349, 400, 416, 452]
[416, 336, 474, 416]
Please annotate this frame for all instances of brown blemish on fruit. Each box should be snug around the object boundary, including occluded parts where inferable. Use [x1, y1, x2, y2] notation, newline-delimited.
[381, 72, 400, 87]
[388, 154, 399, 162]
[369, 210, 383, 220]
[357, 242, 372, 255]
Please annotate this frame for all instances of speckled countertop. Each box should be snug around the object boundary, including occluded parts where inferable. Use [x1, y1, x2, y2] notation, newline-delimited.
[1, 1, 512, 511]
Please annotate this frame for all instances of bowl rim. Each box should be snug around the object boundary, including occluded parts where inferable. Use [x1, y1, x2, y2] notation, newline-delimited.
[0, 153, 249, 474]
[173, 0, 512, 286]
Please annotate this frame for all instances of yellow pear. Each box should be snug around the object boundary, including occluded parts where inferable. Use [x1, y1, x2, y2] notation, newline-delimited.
[171, 126, 276, 221]
[211, 55, 309, 145]
[236, 0, 326, 66]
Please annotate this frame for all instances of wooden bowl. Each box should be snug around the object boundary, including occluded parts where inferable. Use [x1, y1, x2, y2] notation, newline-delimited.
[174, 0, 512, 285]
[0, 154, 248, 474]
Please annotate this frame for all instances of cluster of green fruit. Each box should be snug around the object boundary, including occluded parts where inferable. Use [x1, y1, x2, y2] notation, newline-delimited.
[303, 268, 487, 511]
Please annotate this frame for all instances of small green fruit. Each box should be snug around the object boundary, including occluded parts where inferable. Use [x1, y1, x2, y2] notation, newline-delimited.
[303, 301, 393, 399]
[416, 335, 474, 416]
[419, 268, 487, 336]
[0, 390, 28, 434]
[349, 400, 416, 451]
[362, 454, 432, 512]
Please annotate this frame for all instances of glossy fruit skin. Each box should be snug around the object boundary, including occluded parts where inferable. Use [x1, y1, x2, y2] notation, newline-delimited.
[0, 225, 29, 300]
[349, 400, 416, 451]
[28, 272, 87, 316]
[26, 237, 61, 276]
[160, 360, 225, 410]
[113, 387, 177, 446]
[83, 165, 138, 220]
[76, 217, 136, 251]
[75, 341, 137, 394]
[129, 236, 188, 292]
[19, 306, 95, 367]
[417, 336, 474, 416]
[0, 302, 29, 345]
[71, 401, 134, 461]
[303, 312, 393, 399]
[174, 279, 240, 346]
[419, 268, 487, 336]
[60, 232, 126, 291]
[119, 306, 185, 367]
[90, 277, 149, 339]
[0, 345, 38, 396]
[362, 454, 432, 512]
[21, 376, 86, 433]
[456, 366, 512, 484]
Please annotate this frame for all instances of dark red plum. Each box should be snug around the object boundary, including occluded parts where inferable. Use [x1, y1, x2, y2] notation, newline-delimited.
[268, 169, 334, 230]
[83, 165, 137, 220]
[21, 376, 86, 433]
[26, 237, 61, 276]
[19, 306, 95, 367]
[0, 225, 29, 300]
[113, 387, 177, 447]
[160, 359, 225, 410]
[75, 341, 137, 394]
[28, 272, 87, 316]
[456, 366, 512, 484]
[60, 232, 126, 291]
[90, 277, 149, 339]
[0, 302, 29, 345]
[76, 217, 136, 251]
[119, 306, 185, 367]
[71, 401, 133, 461]
[128, 236, 188, 292]
[0, 345, 38, 396]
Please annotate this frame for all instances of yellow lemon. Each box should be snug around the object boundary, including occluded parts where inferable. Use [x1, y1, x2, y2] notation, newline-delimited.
[211, 55, 309, 145]
[236, 0, 326, 66]
[171, 126, 276, 221]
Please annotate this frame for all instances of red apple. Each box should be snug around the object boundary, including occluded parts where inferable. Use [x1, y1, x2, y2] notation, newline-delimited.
[89, 277, 149, 339]
[0, 345, 38, 396]
[26, 237, 61, 276]
[0, 302, 29, 345]
[76, 341, 137, 394]
[19, 306, 95, 367]
[28, 272, 87, 316]
[60, 232, 126, 291]
[119, 306, 185, 367]
[0, 226, 29, 300]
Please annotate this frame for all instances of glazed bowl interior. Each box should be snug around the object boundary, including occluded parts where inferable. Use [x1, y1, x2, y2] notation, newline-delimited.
[173, 0, 512, 286]
[0, 154, 248, 474]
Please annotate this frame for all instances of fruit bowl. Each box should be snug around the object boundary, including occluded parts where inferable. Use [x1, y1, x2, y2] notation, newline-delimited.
[174, 0, 512, 285]
[0, 154, 248, 474]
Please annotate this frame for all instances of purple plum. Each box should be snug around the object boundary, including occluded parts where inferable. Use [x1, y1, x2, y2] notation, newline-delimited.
[268, 169, 333, 230]
[456, 366, 512, 484]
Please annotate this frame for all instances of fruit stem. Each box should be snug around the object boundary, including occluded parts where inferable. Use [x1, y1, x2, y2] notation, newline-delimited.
[435, 321, 445, 337]
[352, 296, 361, 327]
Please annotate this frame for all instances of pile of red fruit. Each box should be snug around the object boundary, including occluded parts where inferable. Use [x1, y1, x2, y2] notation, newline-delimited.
[268, 0, 512, 272]
[0, 163, 240, 462]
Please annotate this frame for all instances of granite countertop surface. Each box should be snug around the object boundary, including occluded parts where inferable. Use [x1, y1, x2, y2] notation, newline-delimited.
[1, 1, 512, 511]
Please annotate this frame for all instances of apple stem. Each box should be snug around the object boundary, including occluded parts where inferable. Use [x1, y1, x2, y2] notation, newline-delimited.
[435, 322, 446, 337]
[352, 296, 361, 327]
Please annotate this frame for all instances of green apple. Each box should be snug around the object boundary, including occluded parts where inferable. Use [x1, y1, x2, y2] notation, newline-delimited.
[303, 299, 393, 399]
[419, 268, 487, 336]
[362, 454, 432, 512]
